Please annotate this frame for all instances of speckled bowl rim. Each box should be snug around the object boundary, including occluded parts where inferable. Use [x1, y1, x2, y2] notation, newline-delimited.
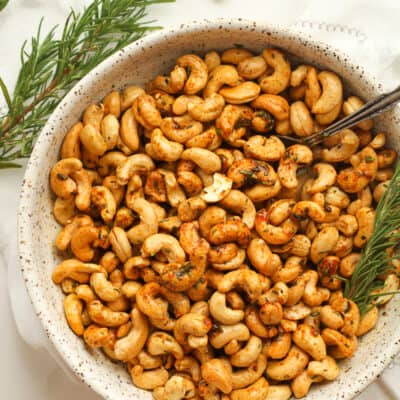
[18, 18, 399, 400]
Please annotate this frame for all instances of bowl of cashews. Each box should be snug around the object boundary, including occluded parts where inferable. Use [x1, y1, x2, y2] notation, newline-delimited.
[18, 19, 400, 400]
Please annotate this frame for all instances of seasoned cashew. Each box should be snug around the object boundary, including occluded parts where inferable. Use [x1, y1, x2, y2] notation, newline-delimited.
[90, 272, 121, 302]
[237, 55, 267, 79]
[307, 356, 340, 381]
[208, 217, 251, 247]
[371, 273, 400, 305]
[204, 65, 241, 98]
[201, 358, 233, 394]
[260, 48, 291, 94]
[148, 65, 187, 94]
[64, 293, 84, 336]
[219, 81, 260, 104]
[251, 94, 289, 120]
[87, 300, 129, 327]
[293, 324, 326, 360]
[198, 206, 227, 237]
[53, 196, 76, 225]
[290, 101, 314, 137]
[244, 135, 285, 162]
[266, 385, 292, 400]
[187, 93, 225, 121]
[219, 190, 255, 229]
[309, 226, 339, 264]
[267, 346, 309, 381]
[307, 163, 337, 194]
[61, 122, 82, 159]
[132, 93, 162, 130]
[200, 173, 232, 203]
[114, 307, 149, 361]
[278, 145, 313, 189]
[83, 324, 113, 348]
[204, 50, 221, 71]
[150, 128, 183, 162]
[312, 71, 343, 114]
[255, 208, 298, 245]
[69, 225, 98, 262]
[222, 48, 253, 64]
[343, 96, 373, 130]
[50, 158, 82, 198]
[337, 146, 378, 193]
[100, 114, 119, 151]
[141, 233, 185, 263]
[56, 215, 93, 251]
[79, 124, 107, 156]
[181, 148, 221, 174]
[116, 153, 155, 186]
[125, 197, 158, 245]
[52, 259, 102, 284]
[174, 313, 212, 348]
[322, 129, 360, 162]
[356, 306, 379, 336]
[209, 292, 244, 325]
[209, 323, 250, 349]
[130, 365, 168, 390]
[354, 207, 375, 248]
[147, 331, 184, 360]
[267, 332, 292, 360]
[176, 54, 208, 95]
[247, 238, 281, 277]
[174, 356, 201, 382]
[90, 185, 116, 223]
[177, 196, 206, 222]
[230, 335, 262, 367]
[157, 224, 209, 292]
[231, 354, 267, 389]
[231, 377, 269, 400]
[158, 168, 186, 207]
[153, 376, 196, 400]
[109, 226, 132, 262]
[98, 151, 127, 177]
[321, 328, 357, 358]
[373, 180, 390, 202]
[218, 268, 262, 302]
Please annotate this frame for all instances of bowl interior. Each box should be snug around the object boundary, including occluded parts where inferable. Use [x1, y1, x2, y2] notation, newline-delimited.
[18, 19, 400, 400]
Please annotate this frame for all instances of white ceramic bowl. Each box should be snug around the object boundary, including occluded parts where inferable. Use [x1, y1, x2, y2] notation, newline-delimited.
[18, 19, 400, 400]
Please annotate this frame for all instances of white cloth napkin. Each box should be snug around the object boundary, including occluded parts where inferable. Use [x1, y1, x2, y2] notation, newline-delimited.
[1, 0, 400, 397]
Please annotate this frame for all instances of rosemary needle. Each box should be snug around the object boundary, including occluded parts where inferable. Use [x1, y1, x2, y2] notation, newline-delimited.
[0, 0, 174, 168]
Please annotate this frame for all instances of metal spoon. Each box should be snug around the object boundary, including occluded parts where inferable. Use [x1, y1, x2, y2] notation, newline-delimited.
[277, 85, 400, 147]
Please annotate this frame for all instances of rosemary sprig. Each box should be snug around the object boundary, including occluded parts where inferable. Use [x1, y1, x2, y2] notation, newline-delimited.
[0, 0, 174, 168]
[0, 0, 8, 12]
[345, 162, 400, 315]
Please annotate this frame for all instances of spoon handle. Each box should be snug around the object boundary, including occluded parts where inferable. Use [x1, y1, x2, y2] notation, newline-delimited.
[304, 85, 400, 147]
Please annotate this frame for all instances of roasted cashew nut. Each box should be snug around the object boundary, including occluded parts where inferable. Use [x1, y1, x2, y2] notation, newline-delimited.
[116, 153, 155, 186]
[114, 307, 149, 361]
[201, 358, 233, 394]
[260, 48, 291, 94]
[267, 346, 309, 381]
[126, 197, 159, 245]
[176, 54, 208, 95]
[209, 292, 244, 324]
[312, 71, 343, 114]
[278, 145, 313, 189]
[147, 331, 184, 360]
[218, 268, 262, 302]
[50, 158, 82, 198]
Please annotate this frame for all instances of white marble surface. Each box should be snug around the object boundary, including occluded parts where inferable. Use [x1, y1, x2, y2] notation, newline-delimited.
[0, 0, 399, 399]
